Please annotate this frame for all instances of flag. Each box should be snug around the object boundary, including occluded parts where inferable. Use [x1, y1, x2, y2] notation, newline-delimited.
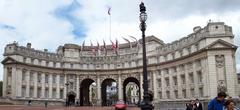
[108, 7, 111, 15]
[115, 39, 119, 55]
[129, 35, 140, 51]
[90, 41, 96, 55]
[103, 40, 107, 56]
[81, 40, 85, 51]
[122, 37, 132, 48]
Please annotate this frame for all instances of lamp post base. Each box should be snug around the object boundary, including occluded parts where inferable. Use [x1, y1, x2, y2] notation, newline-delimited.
[140, 94, 154, 110]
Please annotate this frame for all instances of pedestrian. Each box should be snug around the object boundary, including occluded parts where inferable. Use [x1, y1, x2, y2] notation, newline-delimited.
[208, 91, 227, 110]
[186, 100, 197, 110]
[28, 100, 32, 106]
[45, 101, 48, 108]
[224, 99, 237, 110]
[196, 99, 203, 110]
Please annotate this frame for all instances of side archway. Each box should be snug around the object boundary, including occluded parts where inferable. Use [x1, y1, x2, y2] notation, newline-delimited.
[101, 78, 117, 106]
[123, 77, 140, 104]
[80, 78, 95, 106]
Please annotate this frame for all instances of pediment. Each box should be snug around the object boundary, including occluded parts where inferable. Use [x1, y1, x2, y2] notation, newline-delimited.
[205, 39, 237, 50]
[1, 57, 18, 64]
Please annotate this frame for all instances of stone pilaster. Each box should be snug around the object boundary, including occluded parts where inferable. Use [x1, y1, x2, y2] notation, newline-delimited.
[76, 75, 80, 100]
[49, 74, 53, 98]
[64, 74, 67, 99]
[161, 70, 166, 99]
[41, 72, 45, 98]
[177, 66, 183, 99]
[118, 74, 123, 100]
[207, 55, 218, 98]
[11, 67, 16, 98]
[16, 68, 22, 97]
[152, 70, 158, 100]
[97, 75, 101, 106]
[184, 64, 190, 98]
[169, 68, 174, 99]
[33, 71, 37, 98]
[193, 61, 199, 98]
[225, 53, 236, 96]
[26, 70, 30, 98]
[56, 74, 60, 99]
[2, 66, 7, 97]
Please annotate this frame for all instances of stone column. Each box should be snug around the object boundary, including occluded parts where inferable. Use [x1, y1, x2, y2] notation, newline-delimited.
[161, 70, 166, 99]
[41, 72, 45, 98]
[16, 68, 22, 97]
[177, 66, 183, 98]
[225, 54, 236, 96]
[193, 61, 199, 98]
[2, 66, 7, 97]
[118, 74, 123, 100]
[76, 75, 80, 100]
[140, 72, 144, 100]
[169, 68, 174, 99]
[49, 74, 53, 98]
[152, 70, 158, 100]
[26, 70, 30, 98]
[56, 74, 60, 99]
[64, 74, 67, 99]
[11, 67, 16, 98]
[207, 55, 218, 98]
[33, 72, 38, 98]
[97, 75, 101, 106]
[184, 64, 190, 98]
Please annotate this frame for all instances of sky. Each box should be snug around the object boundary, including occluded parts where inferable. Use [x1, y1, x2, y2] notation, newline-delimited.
[0, 0, 240, 80]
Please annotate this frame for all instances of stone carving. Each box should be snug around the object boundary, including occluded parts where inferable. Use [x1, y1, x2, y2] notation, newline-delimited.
[216, 55, 224, 68]
[217, 80, 226, 92]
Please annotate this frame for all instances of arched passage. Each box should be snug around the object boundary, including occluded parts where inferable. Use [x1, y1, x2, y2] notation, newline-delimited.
[80, 78, 95, 106]
[123, 77, 140, 104]
[101, 78, 117, 106]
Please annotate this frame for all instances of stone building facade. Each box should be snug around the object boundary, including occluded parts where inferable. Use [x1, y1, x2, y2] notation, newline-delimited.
[1, 22, 239, 107]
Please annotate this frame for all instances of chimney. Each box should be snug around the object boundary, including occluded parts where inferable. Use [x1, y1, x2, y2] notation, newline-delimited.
[27, 43, 31, 48]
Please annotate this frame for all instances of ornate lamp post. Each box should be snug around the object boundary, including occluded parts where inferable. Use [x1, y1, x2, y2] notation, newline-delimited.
[65, 81, 69, 106]
[139, 2, 153, 110]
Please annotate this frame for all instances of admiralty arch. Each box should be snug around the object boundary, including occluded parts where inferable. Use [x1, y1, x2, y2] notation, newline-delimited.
[2, 22, 240, 107]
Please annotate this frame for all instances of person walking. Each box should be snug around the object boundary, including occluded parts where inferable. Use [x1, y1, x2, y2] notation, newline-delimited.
[196, 99, 203, 110]
[208, 92, 227, 110]
[224, 99, 238, 110]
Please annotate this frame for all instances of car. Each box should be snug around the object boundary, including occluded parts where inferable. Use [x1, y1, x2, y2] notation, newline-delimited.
[113, 100, 128, 110]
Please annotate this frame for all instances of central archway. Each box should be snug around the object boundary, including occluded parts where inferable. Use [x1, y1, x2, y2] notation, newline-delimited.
[123, 77, 140, 105]
[80, 78, 95, 106]
[101, 78, 117, 106]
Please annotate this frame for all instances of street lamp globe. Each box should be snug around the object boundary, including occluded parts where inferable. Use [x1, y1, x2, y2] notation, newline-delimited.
[139, 12, 147, 22]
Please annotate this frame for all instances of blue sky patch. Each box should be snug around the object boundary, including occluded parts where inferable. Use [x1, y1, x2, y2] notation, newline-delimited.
[54, 0, 87, 38]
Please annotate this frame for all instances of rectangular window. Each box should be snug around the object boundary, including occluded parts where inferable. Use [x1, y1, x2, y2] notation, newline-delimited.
[22, 70, 26, 81]
[189, 73, 194, 84]
[30, 88, 34, 97]
[158, 92, 162, 99]
[60, 75, 64, 85]
[52, 89, 56, 98]
[60, 89, 64, 99]
[158, 79, 161, 87]
[191, 88, 195, 97]
[45, 75, 48, 83]
[181, 75, 186, 84]
[37, 73, 41, 83]
[30, 72, 34, 82]
[197, 71, 203, 83]
[174, 90, 178, 99]
[45, 89, 49, 98]
[166, 91, 170, 99]
[199, 87, 203, 97]
[165, 78, 170, 86]
[53, 75, 56, 84]
[182, 89, 186, 98]
[173, 76, 177, 85]
[22, 86, 26, 97]
[37, 88, 41, 98]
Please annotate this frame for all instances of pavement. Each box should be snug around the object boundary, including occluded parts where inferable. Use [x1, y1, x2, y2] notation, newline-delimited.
[0, 105, 140, 110]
